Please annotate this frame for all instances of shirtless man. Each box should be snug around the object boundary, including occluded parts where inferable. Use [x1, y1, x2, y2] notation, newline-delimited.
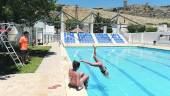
[80, 45, 109, 76]
[69, 60, 89, 90]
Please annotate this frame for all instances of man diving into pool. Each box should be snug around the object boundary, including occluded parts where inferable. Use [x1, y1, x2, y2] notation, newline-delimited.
[80, 45, 109, 77]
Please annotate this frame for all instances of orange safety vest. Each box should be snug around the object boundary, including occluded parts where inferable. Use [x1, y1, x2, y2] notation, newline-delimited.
[19, 36, 28, 50]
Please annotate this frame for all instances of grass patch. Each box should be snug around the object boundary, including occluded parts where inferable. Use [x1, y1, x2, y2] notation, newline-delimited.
[18, 57, 43, 73]
[0, 46, 51, 75]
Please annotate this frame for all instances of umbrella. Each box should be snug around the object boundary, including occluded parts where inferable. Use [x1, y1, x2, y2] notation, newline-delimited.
[0, 29, 8, 33]
[71, 27, 84, 33]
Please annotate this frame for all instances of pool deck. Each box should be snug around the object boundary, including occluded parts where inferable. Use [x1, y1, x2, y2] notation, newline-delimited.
[0, 43, 87, 96]
[0, 42, 170, 96]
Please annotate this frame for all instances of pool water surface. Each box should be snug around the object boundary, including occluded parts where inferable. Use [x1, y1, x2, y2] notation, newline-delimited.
[66, 46, 170, 96]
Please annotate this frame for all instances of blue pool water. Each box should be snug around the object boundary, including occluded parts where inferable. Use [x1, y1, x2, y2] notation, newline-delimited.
[65, 46, 170, 96]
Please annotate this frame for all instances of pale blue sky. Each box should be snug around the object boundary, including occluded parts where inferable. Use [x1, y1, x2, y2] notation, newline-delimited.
[58, 0, 170, 8]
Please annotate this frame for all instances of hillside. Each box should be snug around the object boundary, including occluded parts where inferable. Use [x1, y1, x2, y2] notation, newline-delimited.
[62, 5, 170, 25]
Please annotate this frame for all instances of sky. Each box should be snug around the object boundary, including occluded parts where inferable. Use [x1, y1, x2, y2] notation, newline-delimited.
[58, 0, 170, 8]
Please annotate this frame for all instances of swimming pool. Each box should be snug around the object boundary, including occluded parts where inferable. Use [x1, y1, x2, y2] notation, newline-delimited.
[66, 46, 170, 96]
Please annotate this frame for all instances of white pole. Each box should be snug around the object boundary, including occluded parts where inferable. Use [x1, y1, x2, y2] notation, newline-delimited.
[117, 16, 119, 33]
[60, 11, 65, 44]
[35, 28, 37, 45]
[129, 33, 132, 43]
[90, 13, 94, 33]
[141, 32, 144, 44]
[61, 11, 65, 33]
[103, 26, 107, 33]
[76, 25, 79, 33]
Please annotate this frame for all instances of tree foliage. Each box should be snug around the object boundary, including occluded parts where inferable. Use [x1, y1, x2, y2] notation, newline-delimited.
[94, 13, 113, 33]
[127, 24, 145, 33]
[65, 19, 82, 31]
[107, 27, 113, 33]
[127, 24, 157, 33]
[137, 25, 145, 32]
[0, 0, 57, 24]
[145, 27, 157, 32]
[127, 24, 137, 33]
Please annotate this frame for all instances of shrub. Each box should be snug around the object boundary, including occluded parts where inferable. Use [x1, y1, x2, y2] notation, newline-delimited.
[145, 27, 157, 32]
[127, 24, 145, 33]
[137, 25, 145, 32]
[167, 23, 170, 27]
[107, 27, 112, 33]
[127, 24, 137, 33]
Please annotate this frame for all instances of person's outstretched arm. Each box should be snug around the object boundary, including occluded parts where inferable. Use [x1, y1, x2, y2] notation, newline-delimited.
[80, 60, 100, 67]
[80, 60, 93, 65]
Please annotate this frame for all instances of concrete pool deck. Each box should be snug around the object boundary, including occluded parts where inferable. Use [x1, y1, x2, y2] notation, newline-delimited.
[0, 43, 87, 96]
[0, 42, 170, 96]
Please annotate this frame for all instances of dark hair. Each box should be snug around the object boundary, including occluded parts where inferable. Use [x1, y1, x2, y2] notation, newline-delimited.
[72, 60, 80, 71]
[23, 31, 29, 35]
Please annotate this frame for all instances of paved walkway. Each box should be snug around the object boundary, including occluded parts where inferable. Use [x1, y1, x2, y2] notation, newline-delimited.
[36, 43, 67, 96]
[36, 43, 87, 96]
[0, 43, 87, 96]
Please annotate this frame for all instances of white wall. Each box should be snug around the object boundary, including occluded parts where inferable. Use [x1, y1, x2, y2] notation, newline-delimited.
[34, 22, 46, 28]
[112, 24, 128, 33]
[45, 25, 55, 34]
[123, 32, 170, 44]
[34, 21, 56, 44]
[34, 21, 55, 34]
[157, 24, 168, 32]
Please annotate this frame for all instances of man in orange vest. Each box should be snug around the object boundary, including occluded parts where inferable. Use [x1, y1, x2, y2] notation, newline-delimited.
[19, 31, 29, 64]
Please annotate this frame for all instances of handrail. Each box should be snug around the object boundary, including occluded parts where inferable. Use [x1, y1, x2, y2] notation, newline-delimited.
[0, 23, 12, 37]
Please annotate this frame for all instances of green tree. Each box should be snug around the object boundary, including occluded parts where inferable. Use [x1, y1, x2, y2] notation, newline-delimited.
[127, 24, 145, 33]
[0, 0, 57, 24]
[94, 13, 113, 33]
[145, 27, 157, 32]
[137, 25, 145, 32]
[127, 24, 137, 33]
[107, 27, 113, 33]
[65, 19, 82, 31]
[0, 0, 13, 22]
